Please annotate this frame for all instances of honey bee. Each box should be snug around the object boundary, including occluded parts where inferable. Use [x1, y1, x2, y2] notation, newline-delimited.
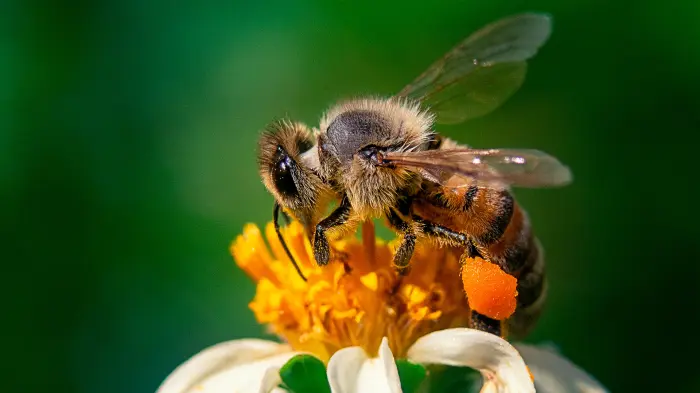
[257, 13, 571, 337]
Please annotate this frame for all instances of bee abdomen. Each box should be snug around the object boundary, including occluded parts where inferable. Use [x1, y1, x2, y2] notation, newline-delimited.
[513, 237, 545, 308]
[467, 188, 515, 246]
[462, 186, 479, 211]
[508, 238, 547, 338]
[484, 202, 546, 309]
[508, 236, 547, 338]
[490, 203, 533, 274]
[475, 194, 547, 337]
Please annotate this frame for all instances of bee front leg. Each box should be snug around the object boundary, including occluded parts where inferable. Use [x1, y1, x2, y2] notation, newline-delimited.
[313, 196, 352, 266]
[386, 209, 416, 276]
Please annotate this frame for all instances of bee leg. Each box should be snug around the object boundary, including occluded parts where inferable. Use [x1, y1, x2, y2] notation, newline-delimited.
[413, 216, 487, 259]
[470, 311, 504, 338]
[313, 196, 352, 266]
[386, 209, 416, 276]
[413, 215, 471, 248]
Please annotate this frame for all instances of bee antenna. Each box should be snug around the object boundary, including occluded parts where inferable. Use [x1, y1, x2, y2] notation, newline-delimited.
[273, 202, 308, 282]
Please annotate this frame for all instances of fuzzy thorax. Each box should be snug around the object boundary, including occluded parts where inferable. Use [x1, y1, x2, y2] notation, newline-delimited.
[316, 97, 435, 219]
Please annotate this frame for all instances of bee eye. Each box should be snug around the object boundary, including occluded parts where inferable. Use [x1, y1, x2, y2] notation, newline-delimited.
[272, 145, 298, 198]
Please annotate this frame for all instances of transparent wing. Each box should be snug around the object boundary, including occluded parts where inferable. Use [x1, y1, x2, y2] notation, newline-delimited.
[396, 13, 551, 124]
[381, 148, 572, 188]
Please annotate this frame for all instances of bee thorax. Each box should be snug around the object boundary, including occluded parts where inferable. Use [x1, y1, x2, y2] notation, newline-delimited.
[343, 163, 417, 218]
[325, 110, 391, 165]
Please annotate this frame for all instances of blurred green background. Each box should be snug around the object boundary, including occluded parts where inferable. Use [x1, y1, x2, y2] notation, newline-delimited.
[4, 0, 699, 392]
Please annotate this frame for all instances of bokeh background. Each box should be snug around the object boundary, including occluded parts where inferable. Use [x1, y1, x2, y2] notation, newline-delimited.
[4, 0, 699, 392]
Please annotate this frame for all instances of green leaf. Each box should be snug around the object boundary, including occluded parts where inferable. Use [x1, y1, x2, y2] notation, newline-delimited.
[425, 365, 482, 393]
[396, 359, 427, 393]
[279, 354, 331, 393]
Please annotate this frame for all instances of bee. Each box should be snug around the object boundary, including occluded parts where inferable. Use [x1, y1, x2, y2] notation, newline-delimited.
[256, 13, 571, 337]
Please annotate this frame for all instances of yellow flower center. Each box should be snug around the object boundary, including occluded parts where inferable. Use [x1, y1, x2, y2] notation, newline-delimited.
[230, 220, 471, 362]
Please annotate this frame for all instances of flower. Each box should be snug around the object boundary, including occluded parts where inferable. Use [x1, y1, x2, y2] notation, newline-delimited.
[234, 220, 471, 361]
[156, 220, 608, 393]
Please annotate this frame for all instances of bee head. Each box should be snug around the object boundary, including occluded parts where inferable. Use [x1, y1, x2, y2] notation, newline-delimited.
[257, 120, 331, 231]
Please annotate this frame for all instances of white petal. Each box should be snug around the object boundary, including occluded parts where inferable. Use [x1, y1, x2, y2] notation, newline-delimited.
[515, 344, 608, 393]
[327, 337, 402, 393]
[156, 339, 297, 393]
[406, 328, 534, 393]
[327, 346, 368, 393]
[260, 366, 286, 393]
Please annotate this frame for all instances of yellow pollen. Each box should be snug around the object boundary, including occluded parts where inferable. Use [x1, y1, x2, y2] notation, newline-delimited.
[230, 219, 471, 362]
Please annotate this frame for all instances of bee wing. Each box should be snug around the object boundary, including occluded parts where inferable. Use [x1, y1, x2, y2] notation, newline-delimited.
[396, 13, 551, 125]
[382, 148, 572, 188]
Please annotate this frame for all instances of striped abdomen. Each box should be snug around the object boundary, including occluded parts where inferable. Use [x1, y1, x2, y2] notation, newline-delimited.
[413, 184, 547, 338]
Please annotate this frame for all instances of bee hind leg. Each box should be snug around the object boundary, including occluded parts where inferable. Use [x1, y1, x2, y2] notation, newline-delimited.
[470, 311, 505, 338]
[413, 215, 473, 249]
[414, 216, 508, 338]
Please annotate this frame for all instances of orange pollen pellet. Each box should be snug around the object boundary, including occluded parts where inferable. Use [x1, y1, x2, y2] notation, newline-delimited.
[461, 257, 518, 320]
